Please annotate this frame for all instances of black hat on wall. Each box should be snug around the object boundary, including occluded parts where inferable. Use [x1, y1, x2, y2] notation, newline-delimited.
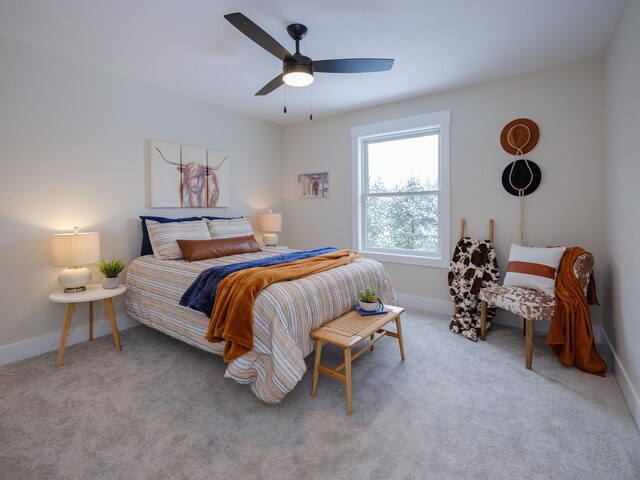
[501, 159, 541, 196]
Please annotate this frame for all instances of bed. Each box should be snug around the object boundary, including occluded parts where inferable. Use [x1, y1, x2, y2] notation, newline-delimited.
[124, 243, 397, 403]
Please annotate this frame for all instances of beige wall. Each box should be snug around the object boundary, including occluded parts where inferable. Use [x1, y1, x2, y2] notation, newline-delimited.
[0, 36, 283, 353]
[283, 59, 605, 324]
[603, 0, 640, 425]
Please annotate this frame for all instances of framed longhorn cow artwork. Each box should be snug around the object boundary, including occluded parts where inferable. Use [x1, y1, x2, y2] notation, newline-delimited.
[149, 140, 229, 208]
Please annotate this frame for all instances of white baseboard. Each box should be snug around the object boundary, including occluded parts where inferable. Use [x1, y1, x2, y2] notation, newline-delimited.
[0, 314, 139, 366]
[396, 293, 453, 316]
[464, 306, 606, 345]
[396, 293, 605, 345]
[600, 329, 640, 430]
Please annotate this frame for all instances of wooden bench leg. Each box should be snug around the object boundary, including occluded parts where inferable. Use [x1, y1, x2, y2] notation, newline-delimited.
[344, 348, 352, 415]
[311, 339, 324, 397]
[525, 319, 535, 370]
[480, 300, 487, 341]
[395, 315, 405, 361]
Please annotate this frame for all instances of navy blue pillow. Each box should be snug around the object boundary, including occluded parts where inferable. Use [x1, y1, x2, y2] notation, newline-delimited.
[139, 215, 242, 256]
[200, 216, 241, 221]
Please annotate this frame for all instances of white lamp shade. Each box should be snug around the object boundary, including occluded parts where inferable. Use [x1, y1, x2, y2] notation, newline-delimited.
[51, 231, 100, 267]
[259, 212, 282, 233]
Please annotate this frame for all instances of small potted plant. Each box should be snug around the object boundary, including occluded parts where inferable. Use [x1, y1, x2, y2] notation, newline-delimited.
[358, 287, 383, 312]
[97, 258, 127, 289]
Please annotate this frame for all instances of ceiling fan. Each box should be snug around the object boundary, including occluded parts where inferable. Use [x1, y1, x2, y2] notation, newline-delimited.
[224, 12, 394, 96]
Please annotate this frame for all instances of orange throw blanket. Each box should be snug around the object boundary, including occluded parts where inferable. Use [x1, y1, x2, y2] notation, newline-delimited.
[546, 247, 607, 376]
[204, 249, 360, 362]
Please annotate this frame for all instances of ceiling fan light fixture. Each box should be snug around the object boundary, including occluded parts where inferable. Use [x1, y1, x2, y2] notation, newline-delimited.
[283, 64, 314, 87]
[224, 13, 393, 97]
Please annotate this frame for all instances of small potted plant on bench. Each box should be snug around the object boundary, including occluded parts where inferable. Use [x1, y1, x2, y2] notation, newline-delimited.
[358, 287, 383, 312]
[97, 258, 127, 289]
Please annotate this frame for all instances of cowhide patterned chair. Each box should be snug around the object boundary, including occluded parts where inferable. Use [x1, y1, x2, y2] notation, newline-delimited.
[478, 252, 594, 370]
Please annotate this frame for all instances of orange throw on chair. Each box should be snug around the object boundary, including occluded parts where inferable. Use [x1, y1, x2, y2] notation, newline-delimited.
[205, 249, 360, 362]
[546, 247, 607, 376]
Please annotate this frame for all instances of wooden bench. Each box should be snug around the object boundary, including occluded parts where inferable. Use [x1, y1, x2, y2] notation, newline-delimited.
[310, 305, 405, 415]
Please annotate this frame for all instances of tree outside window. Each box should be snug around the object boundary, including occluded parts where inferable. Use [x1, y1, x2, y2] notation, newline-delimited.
[364, 132, 439, 254]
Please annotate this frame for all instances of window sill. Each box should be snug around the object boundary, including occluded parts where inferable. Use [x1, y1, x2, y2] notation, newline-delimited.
[359, 250, 449, 268]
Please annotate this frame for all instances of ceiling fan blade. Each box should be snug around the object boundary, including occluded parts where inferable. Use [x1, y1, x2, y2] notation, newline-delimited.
[255, 74, 284, 96]
[224, 12, 291, 61]
[313, 58, 394, 73]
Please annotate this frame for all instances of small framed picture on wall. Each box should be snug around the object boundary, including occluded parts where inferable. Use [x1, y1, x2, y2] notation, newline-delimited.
[298, 172, 329, 198]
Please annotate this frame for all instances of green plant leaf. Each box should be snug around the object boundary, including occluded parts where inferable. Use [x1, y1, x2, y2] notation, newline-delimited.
[97, 258, 127, 278]
[358, 286, 378, 303]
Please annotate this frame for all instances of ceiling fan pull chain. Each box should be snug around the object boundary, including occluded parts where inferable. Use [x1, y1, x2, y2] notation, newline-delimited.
[309, 85, 313, 120]
[284, 85, 287, 114]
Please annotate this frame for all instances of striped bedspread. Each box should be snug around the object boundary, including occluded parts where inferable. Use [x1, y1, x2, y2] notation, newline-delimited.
[124, 247, 398, 403]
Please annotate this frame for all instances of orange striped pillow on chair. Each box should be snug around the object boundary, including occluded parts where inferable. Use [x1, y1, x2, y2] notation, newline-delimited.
[503, 244, 566, 296]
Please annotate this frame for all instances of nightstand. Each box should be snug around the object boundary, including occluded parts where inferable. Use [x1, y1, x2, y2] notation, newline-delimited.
[49, 284, 126, 368]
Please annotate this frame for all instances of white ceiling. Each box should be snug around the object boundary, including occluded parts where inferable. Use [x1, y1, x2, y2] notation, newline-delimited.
[0, 0, 625, 125]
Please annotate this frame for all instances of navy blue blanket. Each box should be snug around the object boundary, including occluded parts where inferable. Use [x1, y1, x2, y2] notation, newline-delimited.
[180, 247, 338, 317]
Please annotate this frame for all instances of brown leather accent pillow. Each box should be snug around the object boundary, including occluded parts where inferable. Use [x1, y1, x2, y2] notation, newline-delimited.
[177, 235, 261, 262]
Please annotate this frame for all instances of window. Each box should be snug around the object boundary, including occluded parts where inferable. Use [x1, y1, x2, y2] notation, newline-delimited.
[351, 111, 450, 268]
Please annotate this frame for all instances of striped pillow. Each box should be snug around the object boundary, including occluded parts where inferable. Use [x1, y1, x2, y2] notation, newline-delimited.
[206, 218, 254, 240]
[503, 244, 566, 296]
[139, 215, 200, 256]
[147, 220, 211, 260]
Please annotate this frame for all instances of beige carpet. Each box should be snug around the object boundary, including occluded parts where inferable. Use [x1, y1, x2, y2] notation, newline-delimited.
[1, 310, 639, 480]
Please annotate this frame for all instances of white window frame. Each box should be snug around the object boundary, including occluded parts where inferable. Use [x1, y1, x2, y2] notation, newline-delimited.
[351, 111, 451, 268]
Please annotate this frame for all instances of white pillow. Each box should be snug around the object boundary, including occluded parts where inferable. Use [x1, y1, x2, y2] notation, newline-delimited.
[503, 244, 566, 296]
[206, 218, 254, 240]
[146, 219, 211, 260]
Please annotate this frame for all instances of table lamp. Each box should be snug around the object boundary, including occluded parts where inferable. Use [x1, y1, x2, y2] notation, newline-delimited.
[259, 210, 282, 247]
[51, 226, 100, 292]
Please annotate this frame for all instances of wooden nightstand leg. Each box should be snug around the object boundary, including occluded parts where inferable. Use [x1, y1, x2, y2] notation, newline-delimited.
[395, 315, 405, 361]
[56, 304, 75, 368]
[344, 348, 352, 415]
[104, 298, 121, 351]
[89, 301, 94, 341]
[311, 339, 324, 397]
[370, 334, 375, 351]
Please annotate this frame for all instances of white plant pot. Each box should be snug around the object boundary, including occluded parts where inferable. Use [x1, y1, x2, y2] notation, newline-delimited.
[359, 300, 381, 312]
[102, 277, 120, 289]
